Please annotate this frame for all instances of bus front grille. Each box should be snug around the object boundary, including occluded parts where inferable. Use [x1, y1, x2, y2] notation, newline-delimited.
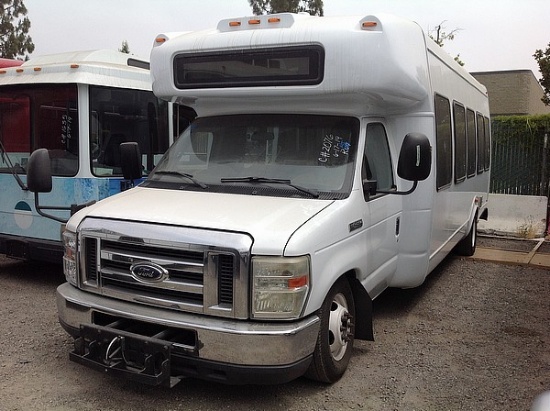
[78, 218, 252, 319]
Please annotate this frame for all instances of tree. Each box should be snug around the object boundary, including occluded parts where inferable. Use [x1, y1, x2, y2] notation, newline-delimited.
[249, 0, 323, 16]
[0, 0, 34, 59]
[119, 40, 130, 54]
[533, 43, 550, 106]
[428, 21, 464, 66]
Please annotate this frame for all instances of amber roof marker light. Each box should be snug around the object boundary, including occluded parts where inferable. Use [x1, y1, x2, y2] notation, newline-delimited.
[362, 21, 378, 29]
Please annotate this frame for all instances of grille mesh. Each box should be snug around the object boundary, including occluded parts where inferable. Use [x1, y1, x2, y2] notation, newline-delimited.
[83, 237, 236, 315]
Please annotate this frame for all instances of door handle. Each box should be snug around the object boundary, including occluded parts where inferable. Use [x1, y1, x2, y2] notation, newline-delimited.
[395, 216, 400, 236]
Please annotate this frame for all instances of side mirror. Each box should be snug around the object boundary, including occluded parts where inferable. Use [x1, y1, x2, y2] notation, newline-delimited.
[27, 148, 52, 193]
[397, 132, 431, 182]
[120, 142, 142, 181]
[372, 133, 431, 197]
[27, 148, 95, 223]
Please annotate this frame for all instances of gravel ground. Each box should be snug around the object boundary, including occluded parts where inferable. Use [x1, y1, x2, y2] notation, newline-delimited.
[0, 240, 549, 410]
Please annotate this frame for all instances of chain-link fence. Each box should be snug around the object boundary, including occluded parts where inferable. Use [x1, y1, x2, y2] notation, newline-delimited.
[490, 117, 550, 196]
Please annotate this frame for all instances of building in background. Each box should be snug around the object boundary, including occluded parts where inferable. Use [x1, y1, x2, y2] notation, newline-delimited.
[471, 70, 550, 116]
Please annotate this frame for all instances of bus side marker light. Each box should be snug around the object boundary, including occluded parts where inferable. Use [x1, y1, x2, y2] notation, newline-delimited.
[362, 21, 378, 29]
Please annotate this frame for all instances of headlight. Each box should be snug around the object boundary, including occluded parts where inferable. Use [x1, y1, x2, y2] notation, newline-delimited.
[252, 256, 310, 319]
[62, 230, 78, 286]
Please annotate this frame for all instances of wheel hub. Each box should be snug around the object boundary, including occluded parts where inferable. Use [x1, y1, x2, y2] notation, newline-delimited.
[328, 294, 353, 361]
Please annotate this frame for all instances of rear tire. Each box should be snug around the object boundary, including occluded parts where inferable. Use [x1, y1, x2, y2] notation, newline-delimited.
[455, 218, 477, 256]
[305, 277, 355, 383]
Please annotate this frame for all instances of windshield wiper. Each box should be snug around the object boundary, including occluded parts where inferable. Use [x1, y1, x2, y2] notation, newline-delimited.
[0, 139, 27, 190]
[221, 176, 319, 198]
[154, 171, 208, 189]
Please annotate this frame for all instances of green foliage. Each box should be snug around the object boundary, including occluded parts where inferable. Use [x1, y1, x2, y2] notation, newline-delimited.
[492, 114, 550, 142]
[492, 114, 550, 149]
[533, 43, 550, 106]
[119, 40, 130, 54]
[0, 0, 34, 59]
[249, 0, 323, 16]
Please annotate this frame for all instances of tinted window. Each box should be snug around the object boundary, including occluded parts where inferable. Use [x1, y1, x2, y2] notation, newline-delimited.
[0, 84, 78, 176]
[466, 109, 476, 178]
[484, 116, 491, 170]
[364, 123, 394, 194]
[477, 113, 485, 174]
[90, 86, 173, 176]
[174, 46, 324, 89]
[435, 94, 452, 190]
[453, 102, 467, 182]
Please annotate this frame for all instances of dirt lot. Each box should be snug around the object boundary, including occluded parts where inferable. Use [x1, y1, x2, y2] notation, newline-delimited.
[0, 237, 549, 410]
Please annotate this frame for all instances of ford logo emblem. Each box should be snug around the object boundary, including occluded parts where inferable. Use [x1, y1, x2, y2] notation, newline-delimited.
[130, 262, 168, 283]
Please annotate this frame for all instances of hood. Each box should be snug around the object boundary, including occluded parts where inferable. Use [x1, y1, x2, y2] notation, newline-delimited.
[70, 187, 333, 255]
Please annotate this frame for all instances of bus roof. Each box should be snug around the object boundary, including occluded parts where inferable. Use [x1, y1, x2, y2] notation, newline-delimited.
[0, 49, 152, 90]
[151, 13, 486, 117]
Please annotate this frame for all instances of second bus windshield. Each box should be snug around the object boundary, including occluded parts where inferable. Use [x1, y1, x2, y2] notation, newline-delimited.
[0, 84, 186, 178]
[90, 86, 171, 176]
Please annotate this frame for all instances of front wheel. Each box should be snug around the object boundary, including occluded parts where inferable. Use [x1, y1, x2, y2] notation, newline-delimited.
[305, 277, 355, 383]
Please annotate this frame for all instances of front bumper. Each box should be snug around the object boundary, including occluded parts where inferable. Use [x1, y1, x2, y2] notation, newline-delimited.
[56, 283, 320, 384]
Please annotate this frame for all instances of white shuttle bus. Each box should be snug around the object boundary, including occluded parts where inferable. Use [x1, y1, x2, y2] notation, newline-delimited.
[0, 50, 195, 262]
[36, 13, 490, 386]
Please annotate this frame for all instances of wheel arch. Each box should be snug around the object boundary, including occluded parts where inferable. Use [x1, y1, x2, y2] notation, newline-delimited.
[345, 270, 374, 341]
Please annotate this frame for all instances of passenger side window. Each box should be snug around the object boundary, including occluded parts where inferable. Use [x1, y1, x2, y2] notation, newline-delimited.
[466, 109, 476, 178]
[363, 123, 394, 194]
[434, 94, 452, 190]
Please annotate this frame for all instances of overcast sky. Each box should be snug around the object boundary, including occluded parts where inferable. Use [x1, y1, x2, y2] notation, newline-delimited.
[24, 0, 549, 79]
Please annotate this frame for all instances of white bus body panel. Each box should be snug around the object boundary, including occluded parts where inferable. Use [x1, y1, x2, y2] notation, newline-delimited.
[152, 12, 488, 299]
[55, 13, 490, 385]
[67, 187, 333, 256]
[3, 50, 152, 90]
[151, 14, 432, 117]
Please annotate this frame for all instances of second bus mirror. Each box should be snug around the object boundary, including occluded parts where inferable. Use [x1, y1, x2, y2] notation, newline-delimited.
[27, 148, 53, 193]
[120, 142, 142, 181]
[397, 133, 431, 182]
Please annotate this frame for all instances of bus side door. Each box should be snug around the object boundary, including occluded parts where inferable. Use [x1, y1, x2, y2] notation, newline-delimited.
[361, 122, 401, 297]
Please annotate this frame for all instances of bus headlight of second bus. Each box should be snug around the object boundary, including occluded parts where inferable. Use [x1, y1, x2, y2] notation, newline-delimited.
[62, 230, 78, 286]
[252, 256, 310, 319]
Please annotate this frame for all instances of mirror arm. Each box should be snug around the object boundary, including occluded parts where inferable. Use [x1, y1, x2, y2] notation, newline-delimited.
[33, 193, 70, 224]
[376, 180, 418, 196]
[70, 200, 96, 215]
[33, 194, 96, 224]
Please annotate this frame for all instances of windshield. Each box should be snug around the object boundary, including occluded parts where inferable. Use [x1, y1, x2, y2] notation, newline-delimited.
[145, 114, 359, 199]
[90, 86, 178, 177]
[0, 84, 78, 176]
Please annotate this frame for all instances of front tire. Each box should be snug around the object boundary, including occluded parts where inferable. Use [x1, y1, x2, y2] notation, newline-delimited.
[306, 277, 355, 383]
